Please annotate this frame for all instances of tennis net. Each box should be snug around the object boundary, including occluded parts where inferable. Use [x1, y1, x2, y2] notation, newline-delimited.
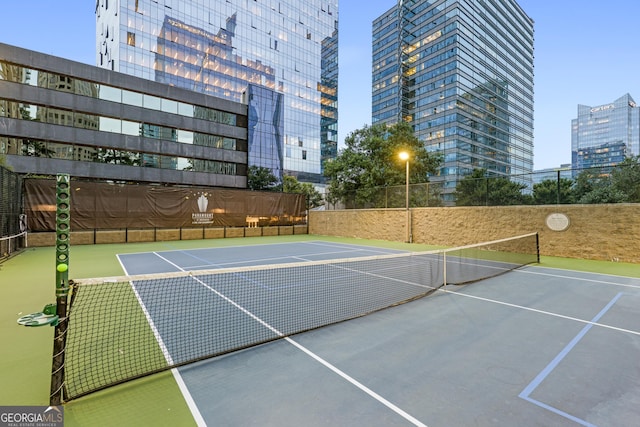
[60, 232, 539, 401]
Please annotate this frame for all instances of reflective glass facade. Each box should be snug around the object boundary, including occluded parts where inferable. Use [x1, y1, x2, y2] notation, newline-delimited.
[372, 0, 534, 202]
[571, 94, 640, 173]
[0, 44, 247, 188]
[96, 0, 338, 185]
[247, 84, 284, 180]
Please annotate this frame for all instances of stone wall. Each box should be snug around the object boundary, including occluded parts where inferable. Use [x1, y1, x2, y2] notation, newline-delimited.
[309, 204, 640, 263]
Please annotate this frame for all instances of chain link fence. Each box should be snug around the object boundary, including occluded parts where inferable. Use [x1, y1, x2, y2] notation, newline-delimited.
[326, 182, 445, 209]
[327, 163, 640, 209]
[0, 165, 25, 259]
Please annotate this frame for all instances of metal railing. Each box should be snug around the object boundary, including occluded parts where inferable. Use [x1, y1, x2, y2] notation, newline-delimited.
[327, 163, 640, 209]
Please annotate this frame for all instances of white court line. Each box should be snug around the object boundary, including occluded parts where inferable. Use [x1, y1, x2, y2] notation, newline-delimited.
[286, 337, 428, 427]
[183, 248, 369, 268]
[442, 286, 640, 337]
[516, 267, 640, 290]
[288, 256, 639, 337]
[154, 246, 388, 271]
[320, 259, 640, 337]
[188, 274, 429, 427]
[122, 247, 637, 425]
[171, 370, 207, 427]
[135, 251, 429, 426]
[306, 240, 407, 255]
[153, 251, 185, 270]
[120, 253, 207, 427]
[517, 293, 623, 427]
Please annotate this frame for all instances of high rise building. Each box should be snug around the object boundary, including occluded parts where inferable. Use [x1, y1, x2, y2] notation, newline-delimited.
[96, 0, 338, 186]
[372, 0, 534, 202]
[571, 94, 640, 173]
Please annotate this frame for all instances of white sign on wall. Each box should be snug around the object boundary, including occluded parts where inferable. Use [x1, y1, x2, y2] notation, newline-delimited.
[545, 213, 570, 232]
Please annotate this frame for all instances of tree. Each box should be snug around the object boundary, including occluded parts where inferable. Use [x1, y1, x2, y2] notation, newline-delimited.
[454, 168, 529, 206]
[610, 155, 640, 202]
[572, 169, 598, 202]
[247, 165, 280, 191]
[324, 122, 441, 207]
[532, 178, 574, 205]
[573, 160, 640, 204]
[94, 148, 140, 166]
[283, 175, 324, 209]
[19, 106, 54, 158]
[247, 167, 323, 207]
[454, 169, 489, 206]
[578, 183, 627, 204]
[490, 177, 531, 205]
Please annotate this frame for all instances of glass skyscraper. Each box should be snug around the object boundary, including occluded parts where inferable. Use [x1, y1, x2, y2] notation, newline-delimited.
[96, 0, 338, 185]
[372, 0, 534, 202]
[571, 94, 640, 173]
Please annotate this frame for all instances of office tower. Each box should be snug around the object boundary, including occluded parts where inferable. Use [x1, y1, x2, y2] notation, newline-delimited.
[372, 0, 534, 202]
[96, 0, 338, 186]
[571, 94, 640, 172]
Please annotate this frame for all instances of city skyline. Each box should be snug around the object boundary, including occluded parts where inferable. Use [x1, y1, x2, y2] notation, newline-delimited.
[2, 0, 640, 170]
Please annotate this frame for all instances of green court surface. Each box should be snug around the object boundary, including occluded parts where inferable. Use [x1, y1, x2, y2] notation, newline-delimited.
[1, 235, 638, 426]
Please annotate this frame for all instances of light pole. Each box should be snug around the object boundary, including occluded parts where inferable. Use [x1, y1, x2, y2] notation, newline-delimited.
[399, 151, 411, 243]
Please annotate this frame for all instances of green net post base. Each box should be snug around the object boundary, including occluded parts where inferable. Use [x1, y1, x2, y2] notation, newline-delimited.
[17, 303, 59, 327]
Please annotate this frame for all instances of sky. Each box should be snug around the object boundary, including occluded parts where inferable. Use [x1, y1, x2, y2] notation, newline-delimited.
[1, 0, 640, 170]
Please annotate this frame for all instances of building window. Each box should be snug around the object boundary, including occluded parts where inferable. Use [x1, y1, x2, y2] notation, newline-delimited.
[127, 32, 135, 47]
[302, 150, 307, 160]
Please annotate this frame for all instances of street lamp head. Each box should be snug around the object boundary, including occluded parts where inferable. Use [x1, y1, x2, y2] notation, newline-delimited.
[399, 151, 410, 161]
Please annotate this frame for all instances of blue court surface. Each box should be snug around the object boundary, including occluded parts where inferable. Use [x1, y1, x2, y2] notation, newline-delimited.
[117, 241, 640, 427]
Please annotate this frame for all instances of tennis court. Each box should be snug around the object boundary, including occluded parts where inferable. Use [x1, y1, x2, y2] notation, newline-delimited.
[69, 239, 640, 426]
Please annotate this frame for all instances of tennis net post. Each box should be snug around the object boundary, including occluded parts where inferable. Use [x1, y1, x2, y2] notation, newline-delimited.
[50, 174, 71, 405]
